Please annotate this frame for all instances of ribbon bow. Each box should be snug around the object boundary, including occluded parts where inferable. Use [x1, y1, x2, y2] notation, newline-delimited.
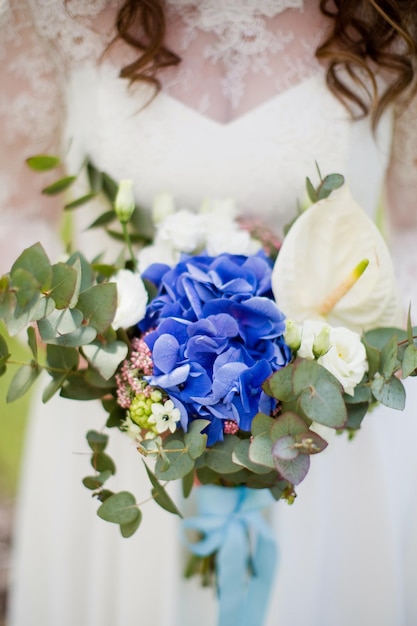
[183, 485, 278, 626]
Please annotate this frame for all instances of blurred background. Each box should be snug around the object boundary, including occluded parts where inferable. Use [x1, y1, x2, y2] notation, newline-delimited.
[0, 335, 31, 626]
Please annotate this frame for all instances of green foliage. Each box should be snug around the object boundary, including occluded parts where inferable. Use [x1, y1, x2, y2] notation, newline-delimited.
[42, 175, 77, 196]
[26, 155, 60, 171]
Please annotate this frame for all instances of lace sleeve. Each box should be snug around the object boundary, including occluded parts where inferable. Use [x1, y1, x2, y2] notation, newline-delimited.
[0, 1, 67, 273]
[386, 95, 417, 315]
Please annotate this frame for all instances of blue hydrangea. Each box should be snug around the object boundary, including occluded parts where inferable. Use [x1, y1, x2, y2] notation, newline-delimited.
[141, 253, 291, 444]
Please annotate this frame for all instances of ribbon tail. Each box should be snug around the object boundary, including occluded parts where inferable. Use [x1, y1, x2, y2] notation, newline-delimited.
[217, 522, 249, 626]
[243, 517, 278, 626]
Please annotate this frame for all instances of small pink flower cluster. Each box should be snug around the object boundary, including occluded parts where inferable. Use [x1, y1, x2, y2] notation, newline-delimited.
[223, 420, 239, 435]
[116, 336, 154, 409]
[237, 217, 281, 258]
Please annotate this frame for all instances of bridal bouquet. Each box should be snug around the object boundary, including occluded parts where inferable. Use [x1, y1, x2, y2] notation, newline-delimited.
[0, 163, 413, 626]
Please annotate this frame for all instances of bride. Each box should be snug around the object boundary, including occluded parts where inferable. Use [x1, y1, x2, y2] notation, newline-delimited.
[2, 1, 417, 625]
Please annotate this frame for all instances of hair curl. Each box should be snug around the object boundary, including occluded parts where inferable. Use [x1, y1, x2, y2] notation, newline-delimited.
[113, 0, 417, 125]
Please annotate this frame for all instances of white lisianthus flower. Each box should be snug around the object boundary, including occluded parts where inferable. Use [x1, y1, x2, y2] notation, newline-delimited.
[157, 209, 205, 253]
[111, 269, 148, 330]
[148, 399, 181, 434]
[152, 192, 175, 225]
[205, 225, 261, 256]
[137, 242, 179, 272]
[317, 326, 368, 396]
[199, 198, 261, 256]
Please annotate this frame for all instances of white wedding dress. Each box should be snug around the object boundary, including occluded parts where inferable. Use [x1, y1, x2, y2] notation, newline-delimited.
[2, 2, 417, 625]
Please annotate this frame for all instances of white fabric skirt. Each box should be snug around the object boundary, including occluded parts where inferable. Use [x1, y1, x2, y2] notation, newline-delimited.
[7, 377, 417, 626]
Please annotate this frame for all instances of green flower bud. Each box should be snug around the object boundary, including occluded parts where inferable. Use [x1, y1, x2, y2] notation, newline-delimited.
[115, 179, 135, 224]
[284, 319, 301, 351]
[312, 324, 330, 358]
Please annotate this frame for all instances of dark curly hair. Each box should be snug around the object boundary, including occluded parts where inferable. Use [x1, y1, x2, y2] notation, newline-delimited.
[113, 0, 417, 126]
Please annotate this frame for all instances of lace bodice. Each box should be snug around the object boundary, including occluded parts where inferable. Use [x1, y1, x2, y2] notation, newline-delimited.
[1, 0, 417, 310]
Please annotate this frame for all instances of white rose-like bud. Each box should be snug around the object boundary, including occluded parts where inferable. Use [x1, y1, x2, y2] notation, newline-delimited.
[284, 319, 302, 351]
[157, 209, 205, 253]
[111, 269, 148, 330]
[152, 192, 175, 225]
[114, 180, 135, 224]
[297, 320, 329, 359]
[318, 326, 368, 396]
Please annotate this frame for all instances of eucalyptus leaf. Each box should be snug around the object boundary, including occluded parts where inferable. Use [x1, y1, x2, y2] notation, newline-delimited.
[11, 268, 40, 309]
[41, 373, 68, 403]
[270, 411, 309, 441]
[317, 173, 345, 200]
[144, 464, 183, 517]
[251, 413, 275, 437]
[363, 338, 380, 379]
[299, 377, 346, 428]
[263, 362, 294, 401]
[343, 382, 372, 404]
[184, 420, 209, 460]
[204, 435, 241, 474]
[61, 374, 107, 400]
[76, 283, 117, 334]
[27, 326, 38, 361]
[38, 308, 83, 340]
[83, 340, 128, 380]
[182, 470, 195, 499]
[84, 367, 116, 389]
[380, 334, 400, 379]
[155, 439, 194, 480]
[48, 326, 97, 348]
[0, 334, 10, 360]
[292, 360, 346, 427]
[10, 243, 52, 291]
[49, 263, 78, 309]
[305, 177, 318, 203]
[46, 344, 79, 376]
[402, 344, 417, 378]
[28, 294, 55, 322]
[233, 439, 273, 474]
[120, 510, 142, 538]
[67, 253, 93, 295]
[97, 491, 138, 525]
[86, 430, 108, 453]
[371, 374, 406, 410]
[273, 453, 310, 486]
[82, 470, 113, 490]
[91, 452, 116, 474]
[0, 280, 15, 318]
[248, 433, 275, 469]
[345, 402, 369, 430]
[7, 362, 40, 402]
[272, 435, 299, 461]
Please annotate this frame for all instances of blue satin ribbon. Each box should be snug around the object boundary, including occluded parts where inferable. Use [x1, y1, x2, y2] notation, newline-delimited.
[183, 485, 278, 626]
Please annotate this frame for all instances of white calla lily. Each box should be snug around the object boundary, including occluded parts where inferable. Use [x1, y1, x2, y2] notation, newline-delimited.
[271, 184, 403, 333]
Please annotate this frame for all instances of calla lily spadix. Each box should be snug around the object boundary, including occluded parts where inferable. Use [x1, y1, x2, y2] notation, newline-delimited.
[271, 184, 403, 333]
